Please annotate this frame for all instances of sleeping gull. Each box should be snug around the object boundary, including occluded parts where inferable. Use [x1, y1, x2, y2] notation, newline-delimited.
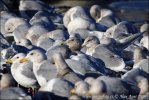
[90, 5, 120, 28]
[5, 17, 28, 34]
[82, 36, 126, 72]
[39, 78, 73, 98]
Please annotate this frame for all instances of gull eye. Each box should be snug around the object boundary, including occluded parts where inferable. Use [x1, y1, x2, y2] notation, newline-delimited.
[88, 39, 91, 41]
[52, 62, 55, 64]
[109, 55, 114, 58]
[71, 39, 74, 41]
[30, 53, 34, 55]
[17, 57, 19, 59]
[18, 41, 21, 43]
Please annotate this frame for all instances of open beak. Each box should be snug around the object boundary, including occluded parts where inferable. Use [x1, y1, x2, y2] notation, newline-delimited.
[70, 88, 75, 94]
[20, 58, 28, 63]
[6, 59, 13, 64]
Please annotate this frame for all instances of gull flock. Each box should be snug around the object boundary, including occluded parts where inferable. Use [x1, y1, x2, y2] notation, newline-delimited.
[0, 0, 149, 100]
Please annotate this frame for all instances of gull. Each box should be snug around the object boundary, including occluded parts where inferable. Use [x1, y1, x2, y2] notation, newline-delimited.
[6, 53, 39, 89]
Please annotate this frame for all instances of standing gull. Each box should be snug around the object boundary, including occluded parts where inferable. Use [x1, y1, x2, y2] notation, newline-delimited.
[20, 50, 57, 86]
[6, 53, 39, 89]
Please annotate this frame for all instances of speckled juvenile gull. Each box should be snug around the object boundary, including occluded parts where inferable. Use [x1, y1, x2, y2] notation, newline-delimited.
[26, 24, 52, 45]
[19, 0, 53, 20]
[6, 53, 39, 89]
[0, 73, 16, 89]
[39, 78, 73, 97]
[51, 53, 82, 84]
[65, 34, 82, 52]
[121, 68, 149, 95]
[0, 87, 32, 100]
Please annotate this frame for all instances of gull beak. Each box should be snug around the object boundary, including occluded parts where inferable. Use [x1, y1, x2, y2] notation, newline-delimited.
[6, 59, 13, 64]
[70, 89, 75, 94]
[20, 58, 28, 63]
[82, 43, 86, 48]
[85, 92, 91, 97]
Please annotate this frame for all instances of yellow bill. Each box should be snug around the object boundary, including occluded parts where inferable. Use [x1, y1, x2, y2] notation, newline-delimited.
[70, 88, 75, 94]
[20, 58, 28, 63]
[6, 59, 13, 64]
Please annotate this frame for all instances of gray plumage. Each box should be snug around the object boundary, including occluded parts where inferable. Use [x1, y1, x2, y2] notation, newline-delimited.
[0, 87, 32, 100]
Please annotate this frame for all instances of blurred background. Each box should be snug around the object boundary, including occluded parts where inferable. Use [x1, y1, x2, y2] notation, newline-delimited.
[1, 0, 149, 22]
